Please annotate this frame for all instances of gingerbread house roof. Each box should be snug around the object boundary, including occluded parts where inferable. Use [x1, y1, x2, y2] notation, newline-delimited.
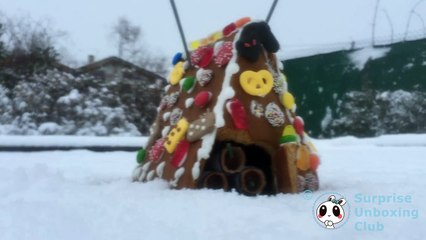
[132, 18, 320, 195]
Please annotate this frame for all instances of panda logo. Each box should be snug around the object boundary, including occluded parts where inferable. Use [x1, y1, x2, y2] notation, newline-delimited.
[316, 195, 346, 229]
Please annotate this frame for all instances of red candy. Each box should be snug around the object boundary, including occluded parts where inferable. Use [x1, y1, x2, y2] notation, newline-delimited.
[293, 116, 305, 135]
[194, 91, 212, 108]
[222, 22, 236, 37]
[226, 98, 248, 130]
[191, 46, 213, 68]
[171, 140, 190, 168]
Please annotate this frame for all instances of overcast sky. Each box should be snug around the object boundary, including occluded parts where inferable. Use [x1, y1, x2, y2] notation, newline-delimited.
[1, 0, 425, 65]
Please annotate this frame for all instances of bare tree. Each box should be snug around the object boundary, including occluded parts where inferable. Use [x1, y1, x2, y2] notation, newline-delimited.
[111, 17, 142, 60]
[110, 17, 167, 77]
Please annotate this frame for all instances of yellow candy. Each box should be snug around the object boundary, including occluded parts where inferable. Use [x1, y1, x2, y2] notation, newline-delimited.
[296, 145, 311, 171]
[282, 92, 295, 109]
[211, 31, 223, 41]
[239, 70, 273, 97]
[164, 118, 189, 153]
[169, 61, 185, 85]
[283, 125, 296, 136]
[189, 40, 200, 51]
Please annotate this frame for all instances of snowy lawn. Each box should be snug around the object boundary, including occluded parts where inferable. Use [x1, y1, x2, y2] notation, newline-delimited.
[0, 135, 425, 240]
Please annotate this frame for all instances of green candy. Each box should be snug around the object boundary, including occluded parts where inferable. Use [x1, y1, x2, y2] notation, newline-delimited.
[182, 76, 195, 92]
[280, 135, 297, 144]
[136, 148, 147, 164]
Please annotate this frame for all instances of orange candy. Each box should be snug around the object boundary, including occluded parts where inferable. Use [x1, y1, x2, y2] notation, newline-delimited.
[310, 154, 320, 171]
[235, 17, 251, 28]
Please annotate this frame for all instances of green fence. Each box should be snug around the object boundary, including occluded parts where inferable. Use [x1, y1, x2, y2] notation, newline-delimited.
[283, 38, 426, 138]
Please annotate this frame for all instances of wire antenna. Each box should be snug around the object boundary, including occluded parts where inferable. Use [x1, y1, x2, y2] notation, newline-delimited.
[170, 0, 192, 66]
[266, 0, 279, 23]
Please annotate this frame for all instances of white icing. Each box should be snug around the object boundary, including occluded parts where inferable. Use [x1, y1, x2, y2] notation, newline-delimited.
[201, 126, 206, 131]
[132, 166, 143, 181]
[139, 161, 152, 181]
[278, 61, 284, 70]
[192, 161, 201, 180]
[147, 170, 155, 181]
[161, 126, 171, 138]
[164, 84, 171, 92]
[201, 118, 206, 123]
[286, 109, 295, 124]
[195, 125, 200, 130]
[163, 112, 171, 122]
[170, 167, 185, 187]
[156, 161, 166, 177]
[183, 61, 190, 70]
[185, 98, 194, 108]
[213, 41, 224, 55]
[192, 26, 243, 180]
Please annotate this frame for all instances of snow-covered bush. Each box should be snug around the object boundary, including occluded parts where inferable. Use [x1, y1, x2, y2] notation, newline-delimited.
[0, 68, 160, 136]
[323, 90, 426, 137]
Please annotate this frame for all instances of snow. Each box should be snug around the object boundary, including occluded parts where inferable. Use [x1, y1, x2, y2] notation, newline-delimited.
[0, 135, 145, 147]
[0, 134, 425, 239]
[349, 47, 391, 70]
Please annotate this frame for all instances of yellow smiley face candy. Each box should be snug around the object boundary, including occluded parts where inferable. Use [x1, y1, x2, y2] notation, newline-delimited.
[169, 61, 185, 85]
[164, 118, 189, 153]
[239, 70, 273, 97]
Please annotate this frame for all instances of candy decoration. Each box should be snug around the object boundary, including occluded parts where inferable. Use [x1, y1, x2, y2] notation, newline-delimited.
[280, 125, 298, 145]
[250, 100, 264, 118]
[136, 148, 146, 164]
[172, 52, 184, 65]
[214, 41, 233, 67]
[171, 139, 190, 168]
[296, 145, 310, 171]
[223, 22, 237, 36]
[196, 68, 214, 86]
[181, 76, 196, 93]
[282, 92, 295, 109]
[226, 98, 248, 130]
[194, 91, 212, 108]
[310, 154, 320, 171]
[189, 40, 200, 51]
[209, 31, 223, 42]
[168, 92, 180, 108]
[239, 70, 274, 97]
[164, 118, 189, 154]
[187, 112, 215, 142]
[148, 138, 166, 162]
[169, 61, 185, 85]
[235, 17, 251, 28]
[199, 47, 213, 68]
[293, 116, 305, 135]
[273, 73, 286, 94]
[265, 102, 285, 127]
[169, 108, 183, 126]
[191, 46, 214, 68]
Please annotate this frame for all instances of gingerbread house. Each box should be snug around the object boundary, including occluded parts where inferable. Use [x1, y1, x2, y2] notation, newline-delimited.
[132, 18, 320, 195]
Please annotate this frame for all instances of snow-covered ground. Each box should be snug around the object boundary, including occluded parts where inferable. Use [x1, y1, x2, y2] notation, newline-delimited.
[0, 134, 425, 240]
